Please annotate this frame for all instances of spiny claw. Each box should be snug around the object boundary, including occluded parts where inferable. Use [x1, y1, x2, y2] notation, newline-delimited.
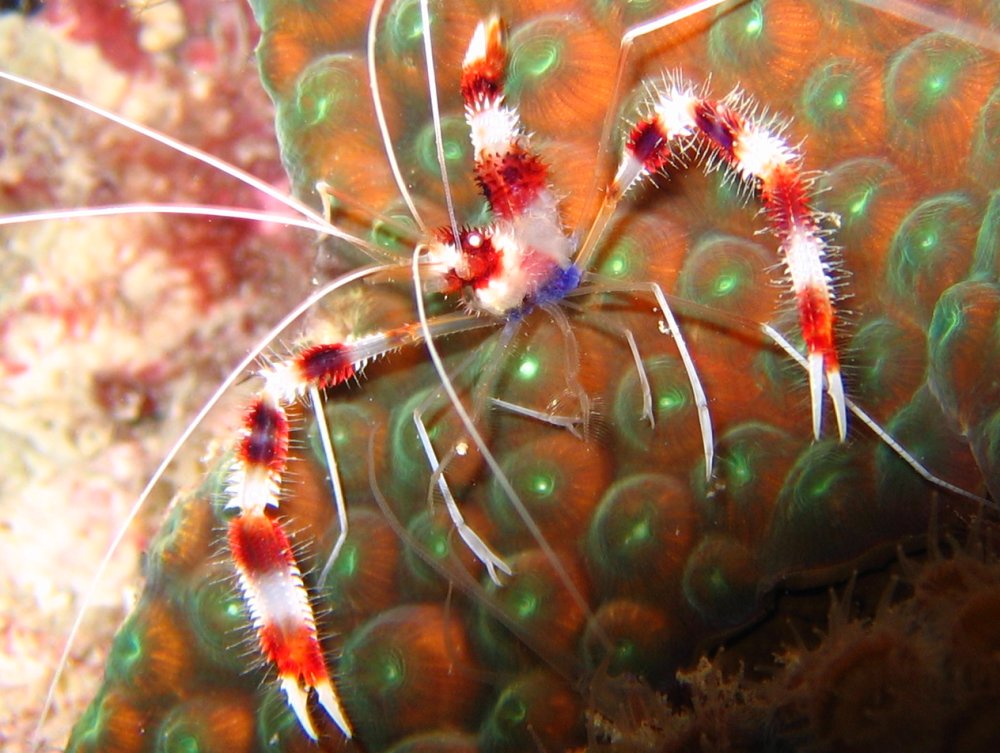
[807, 352, 848, 442]
[281, 675, 353, 741]
[281, 676, 319, 741]
[808, 351, 824, 440]
[826, 364, 847, 442]
[316, 676, 354, 740]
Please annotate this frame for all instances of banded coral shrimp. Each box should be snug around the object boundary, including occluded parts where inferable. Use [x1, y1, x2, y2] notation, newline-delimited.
[0, 2, 322, 747]
[3, 0, 999, 751]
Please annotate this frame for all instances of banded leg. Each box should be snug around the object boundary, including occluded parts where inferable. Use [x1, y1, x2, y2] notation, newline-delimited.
[227, 392, 352, 741]
[597, 75, 847, 442]
[424, 16, 576, 313]
[462, 16, 554, 222]
[225, 312, 494, 739]
[411, 329, 518, 585]
[413, 410, 512, 585]
[577, 278, 714, 480]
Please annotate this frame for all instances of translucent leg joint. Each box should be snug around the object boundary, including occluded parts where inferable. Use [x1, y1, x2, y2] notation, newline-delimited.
[414, 410, 512, 585]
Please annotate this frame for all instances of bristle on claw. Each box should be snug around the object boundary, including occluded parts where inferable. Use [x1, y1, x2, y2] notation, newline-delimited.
[808, 351, 825, 439]
[230, 511, 353, 739]
[616, 76, 846, 443]
[315, 677, 354, 740]
[827, 364, 847, 442]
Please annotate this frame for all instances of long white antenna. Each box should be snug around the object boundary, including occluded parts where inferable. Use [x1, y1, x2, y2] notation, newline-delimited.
[367, 0, 428, 232]
[576, 0, 737, 240]
[419, 0, 463, 246]
[0, 204, 329, 233]
[850, 0, 1000, 52]
[0, 71, 312, 221]
[33, 263, 395, 747]
[0, 71, 380, 255]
